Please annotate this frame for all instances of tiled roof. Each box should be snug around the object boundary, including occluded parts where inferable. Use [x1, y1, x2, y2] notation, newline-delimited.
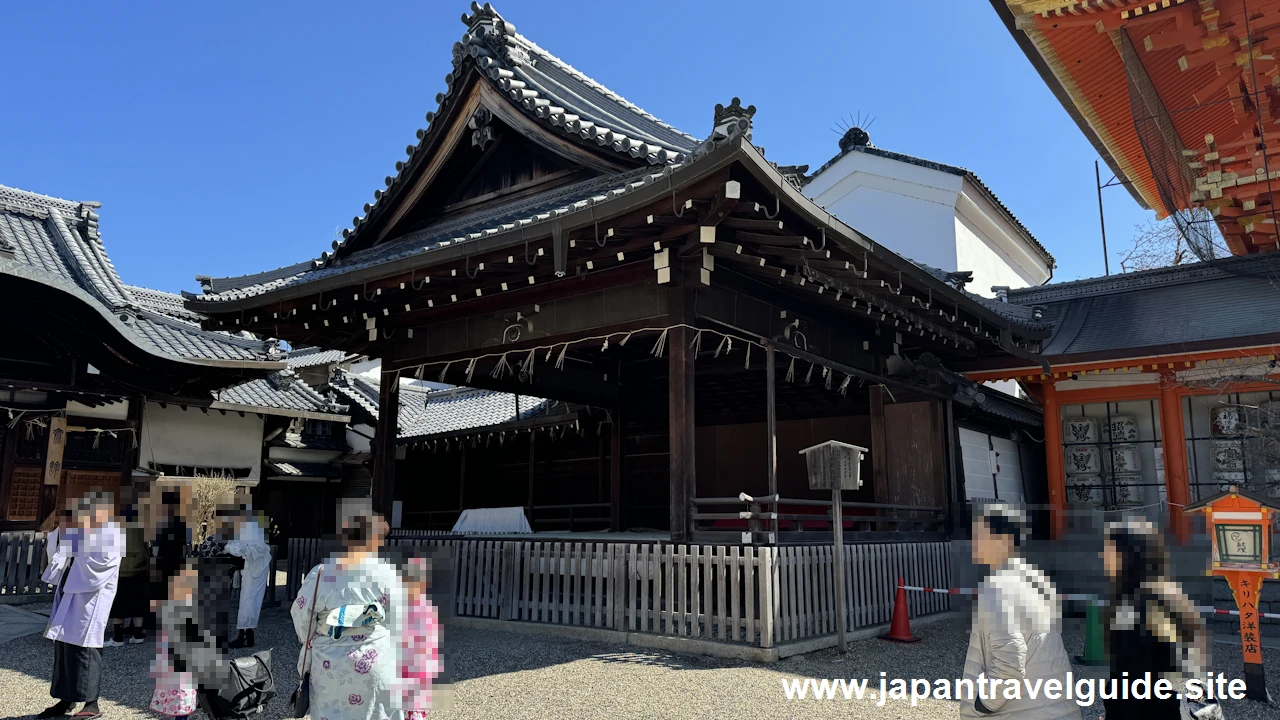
[329, 368, 564, 440]
[0, 184, 282, 365]
[807, 142, 1056, 269]
[216, 369, 349, 416]
[912, 261, 1054, 334]
[189, 164, 668, 302]
[285, 346, 353, 368]
[264, 460, 340, 478]
[124, 284, 206, 325]
[1004, 254, 1280, 358]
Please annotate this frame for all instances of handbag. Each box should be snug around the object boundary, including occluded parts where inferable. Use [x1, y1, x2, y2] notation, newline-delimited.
[290, 567, 322, 718]
[199, 650, 277, 719]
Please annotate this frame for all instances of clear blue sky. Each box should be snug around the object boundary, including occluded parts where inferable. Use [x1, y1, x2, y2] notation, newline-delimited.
[0, 0, 1151, 294]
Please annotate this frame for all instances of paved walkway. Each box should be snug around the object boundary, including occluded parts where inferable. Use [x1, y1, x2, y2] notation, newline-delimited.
[0, 607, 1276, 719]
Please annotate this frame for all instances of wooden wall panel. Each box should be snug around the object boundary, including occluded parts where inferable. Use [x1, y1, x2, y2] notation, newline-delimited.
[881, 401, 945, 508]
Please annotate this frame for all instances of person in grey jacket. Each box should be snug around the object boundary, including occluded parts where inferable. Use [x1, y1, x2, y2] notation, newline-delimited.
[960, 505, 1080, 719]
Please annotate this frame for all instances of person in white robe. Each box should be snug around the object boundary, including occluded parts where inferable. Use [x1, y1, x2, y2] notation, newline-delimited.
[225, 506, 271, 649]
[291, 500, 404, 720]
[39, 493, 125, 720]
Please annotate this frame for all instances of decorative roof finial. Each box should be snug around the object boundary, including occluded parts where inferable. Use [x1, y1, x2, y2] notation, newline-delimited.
[461, 2, 514, 35]
[712, 97, 756, 141]
[838, 127, 870, 152]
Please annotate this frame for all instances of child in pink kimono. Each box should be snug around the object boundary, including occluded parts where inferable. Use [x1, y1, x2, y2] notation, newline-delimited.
[149, 563, 207, 720]
[396, 558, 441, 720]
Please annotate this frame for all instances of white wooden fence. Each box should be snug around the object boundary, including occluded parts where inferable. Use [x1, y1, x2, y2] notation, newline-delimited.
[287, 537, 951, 648]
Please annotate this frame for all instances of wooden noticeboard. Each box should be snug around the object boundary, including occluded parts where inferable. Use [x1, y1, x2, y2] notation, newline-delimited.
[43, 418, 67, 486]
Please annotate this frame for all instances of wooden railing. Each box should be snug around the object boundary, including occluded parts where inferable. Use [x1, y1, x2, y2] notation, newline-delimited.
[0, 531, 53, 597]
[1, 531, 279, 602]
[690, 495, 946, 544]
[284, 536, 951, 649]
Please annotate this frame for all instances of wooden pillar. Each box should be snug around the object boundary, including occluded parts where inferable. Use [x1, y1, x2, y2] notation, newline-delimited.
[459, 445, 467, 512]
[765, 342, 778, 497]
[669, 324, 696, 542]
[1041, 381, 1067, 539]
[371, 368, 400, 516]
[1159, 371, 1192, 543]
[527, 431, 536, 519]
[610, 410, 623, 532]
[869, 386, 889, 505]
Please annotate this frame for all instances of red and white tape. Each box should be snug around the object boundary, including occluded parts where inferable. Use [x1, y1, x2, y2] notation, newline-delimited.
[897, 584, 1280, 618]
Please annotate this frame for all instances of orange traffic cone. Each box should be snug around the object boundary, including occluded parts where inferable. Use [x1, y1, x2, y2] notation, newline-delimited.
[879, 577, 921, 644]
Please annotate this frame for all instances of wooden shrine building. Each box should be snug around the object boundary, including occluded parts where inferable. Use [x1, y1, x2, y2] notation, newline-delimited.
[185, 2, 1049, 543]
[0, 184, 350, 530]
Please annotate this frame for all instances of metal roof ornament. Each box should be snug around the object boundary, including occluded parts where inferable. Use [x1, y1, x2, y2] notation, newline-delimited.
[693, 97, 757, 159]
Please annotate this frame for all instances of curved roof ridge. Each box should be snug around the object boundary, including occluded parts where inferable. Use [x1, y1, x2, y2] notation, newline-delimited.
[1007, 253, 1280, 305]
[508, 31, 697, 143]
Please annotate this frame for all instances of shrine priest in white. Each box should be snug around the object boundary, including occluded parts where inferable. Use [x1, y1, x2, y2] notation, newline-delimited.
[38, 493, 124, 720]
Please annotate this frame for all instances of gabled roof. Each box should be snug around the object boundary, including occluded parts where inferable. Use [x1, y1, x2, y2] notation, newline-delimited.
[806, 141, 1056, 269]
[0, 184, 284, 368]
[329, 368, 568, 441]
[194, 1, 698, 294]
[285, 346, 354, 369]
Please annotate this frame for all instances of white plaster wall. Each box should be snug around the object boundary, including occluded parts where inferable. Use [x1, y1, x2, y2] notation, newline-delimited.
[810, 182, 959, 273]
[348, 423, 375, 454]
[954, 215, 1038, 295]
[268, 446, 343, 464]
[139, 402, 264, 480]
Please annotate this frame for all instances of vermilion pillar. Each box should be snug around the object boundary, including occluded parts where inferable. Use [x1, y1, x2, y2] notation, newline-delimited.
[1158, 371, 1191, 543]
[1041, 381, 1067, 539]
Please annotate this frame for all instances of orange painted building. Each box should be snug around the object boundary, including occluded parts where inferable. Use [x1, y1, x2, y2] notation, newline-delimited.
[962, 254, 1280, 541]
[993, 0, 1280, 255]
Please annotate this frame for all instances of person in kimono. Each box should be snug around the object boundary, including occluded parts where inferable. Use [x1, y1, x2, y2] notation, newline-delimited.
[225, 504, 271, 649]
[292, 499, 404, 720]
[39, 492, 125, 720]
[395, 558, 440, 720]
[960, 504, 1079, 720]
[149, 561, 214, 720]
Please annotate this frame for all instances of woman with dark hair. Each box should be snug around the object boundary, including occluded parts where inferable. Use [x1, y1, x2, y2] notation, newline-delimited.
[960, 504, 1079, 719]
[1100, 519, 1216, 720]
[291, 499, 403, 720]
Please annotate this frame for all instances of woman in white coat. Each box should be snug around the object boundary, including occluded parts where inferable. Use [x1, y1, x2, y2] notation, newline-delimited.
[960, 505, 1080, 720]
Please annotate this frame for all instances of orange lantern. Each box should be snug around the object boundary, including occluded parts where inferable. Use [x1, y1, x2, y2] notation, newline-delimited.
[1185, 486, 1280, 701]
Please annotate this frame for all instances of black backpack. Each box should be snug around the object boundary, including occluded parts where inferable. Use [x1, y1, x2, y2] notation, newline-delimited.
[199, 649, 277, 719]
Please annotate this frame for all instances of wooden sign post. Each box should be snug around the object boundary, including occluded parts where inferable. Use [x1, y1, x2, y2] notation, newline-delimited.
[1186, 486, 1279, 703]
[799, 440, 867, 654]
[43, 417, 67, 486]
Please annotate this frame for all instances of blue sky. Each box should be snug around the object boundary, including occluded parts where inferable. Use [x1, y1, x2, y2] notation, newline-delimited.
[0, 0, 1152, 294]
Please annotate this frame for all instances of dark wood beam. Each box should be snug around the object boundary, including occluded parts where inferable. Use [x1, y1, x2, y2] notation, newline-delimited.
[668, 262, 696, 542]
[371, 367, 400, 515]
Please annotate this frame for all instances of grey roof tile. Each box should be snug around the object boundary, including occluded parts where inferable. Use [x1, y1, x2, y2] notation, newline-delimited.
[284, 346, 354, 368]
[329, 368, 561, 440]
[0, 184, 282, 365]
[1006, 254, 1280, 357]
[190, 165, 669, 301]
[216, 370, 348, 415]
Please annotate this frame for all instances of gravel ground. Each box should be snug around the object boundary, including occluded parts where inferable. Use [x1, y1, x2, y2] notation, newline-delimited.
[2, 607, 1278, 720]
